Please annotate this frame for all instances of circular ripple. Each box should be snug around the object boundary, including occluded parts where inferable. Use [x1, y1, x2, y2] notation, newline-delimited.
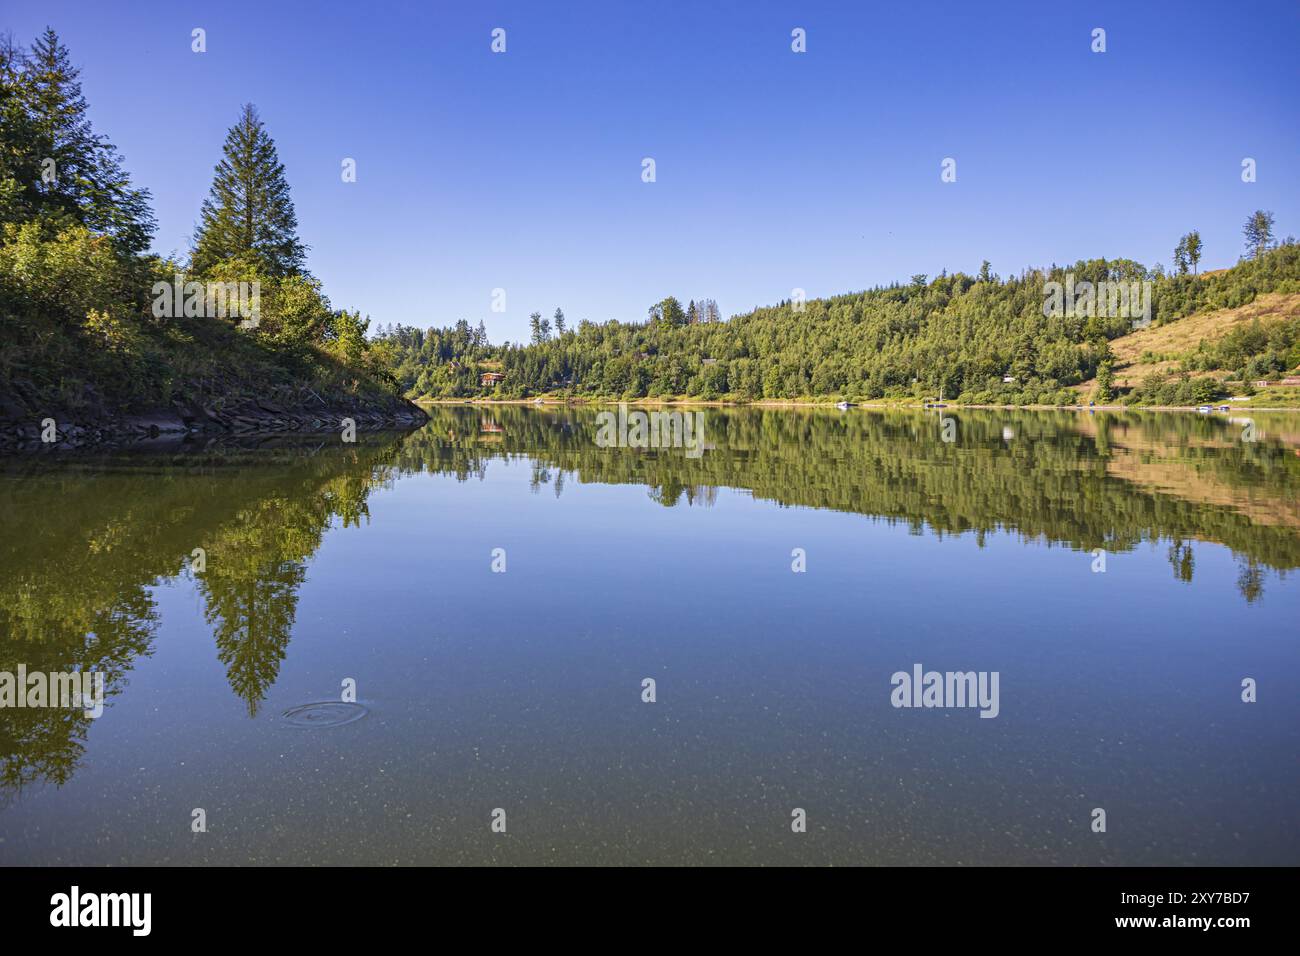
[282, 701, 369, 728]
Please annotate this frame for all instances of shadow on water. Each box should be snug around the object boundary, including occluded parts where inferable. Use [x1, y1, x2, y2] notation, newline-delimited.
[1, 408, 1297, 797]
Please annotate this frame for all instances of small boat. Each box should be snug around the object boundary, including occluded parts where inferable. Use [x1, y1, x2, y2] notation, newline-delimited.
[835, 401, 853, 410]
[1218, 404, 1231, 411]
[1197, 405, 1212, 413]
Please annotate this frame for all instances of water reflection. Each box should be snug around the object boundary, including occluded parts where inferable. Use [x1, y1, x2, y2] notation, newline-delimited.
[395, 406, 1300, 593]
[0, 407, 1297, 797]
[0, 436, 402, 792]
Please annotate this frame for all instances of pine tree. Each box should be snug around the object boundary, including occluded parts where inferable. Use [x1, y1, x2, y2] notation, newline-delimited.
[191, 104, 306, 277]
[14, 29, 154, 252]
[1185, 231, 1202, 274]
[1243, 211, 1274, 260]
[553, 307, 566, 336]
[1095, 359, 1115, 404]
[655, 296, 685, 327]
[0, 36, 40, 225]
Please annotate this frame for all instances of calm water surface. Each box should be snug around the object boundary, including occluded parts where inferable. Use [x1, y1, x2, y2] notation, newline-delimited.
[1, 407, 1297, 865]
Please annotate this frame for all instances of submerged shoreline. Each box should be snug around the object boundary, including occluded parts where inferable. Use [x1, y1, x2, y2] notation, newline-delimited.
[0, 397, 427, 450]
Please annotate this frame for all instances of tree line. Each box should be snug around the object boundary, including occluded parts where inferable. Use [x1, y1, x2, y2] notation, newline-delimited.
[378, 221, 1299, 404]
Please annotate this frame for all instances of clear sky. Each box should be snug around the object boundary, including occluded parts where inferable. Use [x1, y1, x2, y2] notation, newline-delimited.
[8, 0, 1298, 342]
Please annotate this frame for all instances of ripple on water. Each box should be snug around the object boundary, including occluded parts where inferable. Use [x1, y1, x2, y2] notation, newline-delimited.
[282, 701, 369, 728]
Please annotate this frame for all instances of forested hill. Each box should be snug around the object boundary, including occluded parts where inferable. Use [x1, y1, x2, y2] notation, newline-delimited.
[0, 30, 422, 445]
[379, 238, 1300, 406]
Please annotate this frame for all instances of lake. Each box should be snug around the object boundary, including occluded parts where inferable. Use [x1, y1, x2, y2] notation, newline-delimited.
[1, 406, 1297, 865]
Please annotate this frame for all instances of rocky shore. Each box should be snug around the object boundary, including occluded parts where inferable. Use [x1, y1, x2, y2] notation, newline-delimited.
[0, 382, 427, 450]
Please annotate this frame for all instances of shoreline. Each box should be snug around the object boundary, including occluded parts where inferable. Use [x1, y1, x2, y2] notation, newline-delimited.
[7, 395, 1293, 450]
[414, 397, 1300, 413]
[0, 400, 427, 450]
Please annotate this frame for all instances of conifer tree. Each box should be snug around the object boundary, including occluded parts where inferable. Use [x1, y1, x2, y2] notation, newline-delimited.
[1184, 231, 1202, 275]
[1243, 211, 1274, 260]
[10, 29, 154, 252]
[191, 104, 306, 277]
[0, 36, 40, 225]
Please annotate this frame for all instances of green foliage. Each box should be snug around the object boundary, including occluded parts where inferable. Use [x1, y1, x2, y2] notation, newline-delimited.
[190, 104, 306, 278]
[1244, 210, 1275, 260]
[0, 30, 155, 254]
[327, 308, 369, 368]
[0, 31, 401, 422]
[1095, 360, 1115, 404]
[1181, 310, 1300, 381]
[1184, 230, 1202, 274]
[1191, 377, 1222, 405]
[650, 296, 687, 328]
[261, 272, 331, 346]
[381, 243, 1300, 406]
[0, 219, 148, 325]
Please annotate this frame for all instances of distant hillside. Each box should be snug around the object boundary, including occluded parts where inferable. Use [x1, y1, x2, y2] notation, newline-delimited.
[379, 241, 1300, 407]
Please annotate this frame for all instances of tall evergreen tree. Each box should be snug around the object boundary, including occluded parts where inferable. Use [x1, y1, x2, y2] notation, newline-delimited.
[1185, 231, 1202, 274]
[0, 36, 39, 225]
[191, 104, 306, 277]
[1243, 210, 1274, 260]
[7, 29, 154, 252]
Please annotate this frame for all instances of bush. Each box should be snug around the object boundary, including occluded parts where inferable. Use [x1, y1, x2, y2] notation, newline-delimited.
[1191, 377, 1222, 404]
[0, 219, 140, 327]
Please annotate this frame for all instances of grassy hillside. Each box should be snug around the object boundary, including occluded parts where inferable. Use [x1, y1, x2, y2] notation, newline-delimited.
[0, 218, 423, 444]
[1076, 290, 1300, 406]
[0, 302, 421, 441]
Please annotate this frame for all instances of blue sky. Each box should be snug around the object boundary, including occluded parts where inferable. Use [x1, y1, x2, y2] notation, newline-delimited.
[9, 0, 1299, 341]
